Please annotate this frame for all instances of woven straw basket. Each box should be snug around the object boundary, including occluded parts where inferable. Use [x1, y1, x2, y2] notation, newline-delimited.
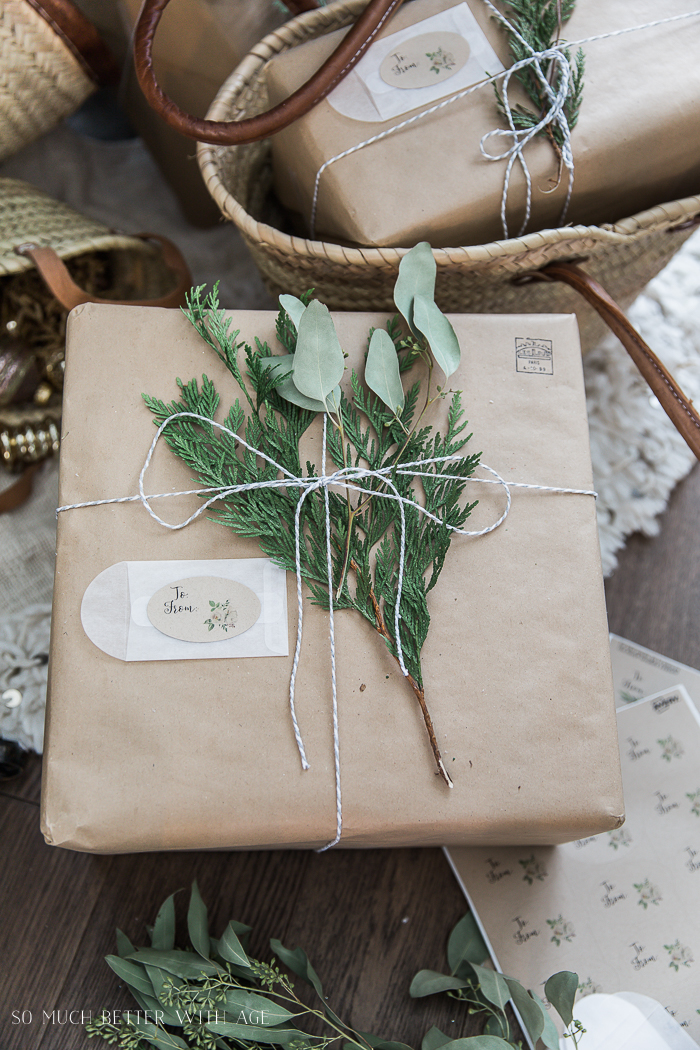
[197, 0, 700, 353]
[0, 0, 115, 163]
[0, 178, 181, 469]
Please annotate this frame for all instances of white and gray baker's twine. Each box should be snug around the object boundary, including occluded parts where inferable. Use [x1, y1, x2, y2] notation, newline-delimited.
[58, 411, 595, 849]
[310, 3, 700, 241]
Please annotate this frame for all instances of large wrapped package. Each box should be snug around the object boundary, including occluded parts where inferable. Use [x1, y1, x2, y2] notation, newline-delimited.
[42, 302, 623, 852]
[265, 0, 700, 248]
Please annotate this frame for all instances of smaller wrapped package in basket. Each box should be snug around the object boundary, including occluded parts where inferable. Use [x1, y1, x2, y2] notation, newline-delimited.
[264, 0, 700, 249]
[42, 291, 623, 853]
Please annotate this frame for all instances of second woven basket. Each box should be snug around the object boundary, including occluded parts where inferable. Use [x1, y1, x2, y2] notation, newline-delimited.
[195, 0, 700, 352]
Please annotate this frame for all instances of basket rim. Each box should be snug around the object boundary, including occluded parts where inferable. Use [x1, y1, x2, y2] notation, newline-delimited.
[0, 177, 164, 278]
[197, 0, 700, 267]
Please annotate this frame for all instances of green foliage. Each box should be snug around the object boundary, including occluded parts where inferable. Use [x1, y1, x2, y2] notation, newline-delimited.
[86, 892, 587, 1050]
[494, 0, 585, 153]
[447, 915, 489, 978]
[292, 300, 345, 404]
[411, 913, 584, 1049]
[87, 883, 383, 1050]
[366, 329, 405, 414]
[394, 242, 436, 337]
[142, 244, 480, 784]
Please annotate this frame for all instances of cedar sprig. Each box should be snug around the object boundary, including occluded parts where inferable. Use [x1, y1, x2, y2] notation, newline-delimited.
[494, 0, 585, 158]
[143, 246, 479, 788]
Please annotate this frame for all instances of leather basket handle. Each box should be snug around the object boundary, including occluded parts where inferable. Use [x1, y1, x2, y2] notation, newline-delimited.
[0, 463, 41, 514]
[540, 262, 700, 461]
[14, 234, 192, 311]
[133, 0, 405, 145]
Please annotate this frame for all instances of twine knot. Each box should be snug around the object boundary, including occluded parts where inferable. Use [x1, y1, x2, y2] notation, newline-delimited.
[478, 46, 574, 238]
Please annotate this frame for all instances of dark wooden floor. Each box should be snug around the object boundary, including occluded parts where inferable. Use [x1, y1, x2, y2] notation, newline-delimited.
[1, 462, 698, 1050]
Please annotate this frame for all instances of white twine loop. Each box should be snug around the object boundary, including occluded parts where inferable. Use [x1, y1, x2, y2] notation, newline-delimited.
[309, 2, 700, 241]
[58, 410, 596, 849]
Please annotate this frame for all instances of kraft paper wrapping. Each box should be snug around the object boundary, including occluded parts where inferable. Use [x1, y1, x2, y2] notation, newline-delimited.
[265, 0, 700, 248]
[41, 305, 623, 853]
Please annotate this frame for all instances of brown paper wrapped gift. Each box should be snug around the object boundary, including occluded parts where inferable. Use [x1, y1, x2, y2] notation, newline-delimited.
[265, 0, 700, 248]
[41, 304, 623, 853]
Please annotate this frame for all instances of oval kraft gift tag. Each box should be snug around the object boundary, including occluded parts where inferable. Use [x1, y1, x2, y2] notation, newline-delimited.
[378, 32, 470, 89]
[147, 576, 261, 643]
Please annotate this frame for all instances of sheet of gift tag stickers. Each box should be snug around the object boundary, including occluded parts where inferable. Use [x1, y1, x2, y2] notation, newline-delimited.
[448, 670, 700, 1043]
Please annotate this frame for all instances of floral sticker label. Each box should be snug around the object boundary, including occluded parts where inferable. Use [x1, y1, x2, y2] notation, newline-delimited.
[634, 878, 662, 909]
[147, 576, 261, 643]
[379, 32, 470, 90]
[608, 827, 633, 850]
[664, 940, 694, 971]
[658, 735, 684, 761]
[519, 854, 547, 884]
[546, 914, 575, 946]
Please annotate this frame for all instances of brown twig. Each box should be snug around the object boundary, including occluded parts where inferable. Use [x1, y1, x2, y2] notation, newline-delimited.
[352, 558, 453, 788]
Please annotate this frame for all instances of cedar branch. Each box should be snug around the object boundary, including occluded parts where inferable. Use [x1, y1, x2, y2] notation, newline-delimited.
[352, 559, 453, 789]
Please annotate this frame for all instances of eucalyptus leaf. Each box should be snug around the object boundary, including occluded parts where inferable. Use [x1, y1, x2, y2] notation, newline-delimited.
[105, 955, 155, 999]
[483, 1015, 510, 1041]
[357, 1034, 414, 1050]
[430, 1039, 512, 1049]
[409, 970, 469, 998]
[116, 929, 135, 959]
[544, 971, 579, 1028]
[468, 964, 510, 1012]
[270, 938, 324, 999]
[126, 948, 220, 980]
[218, 921, 251, 969]
[139, 1035, 189, 1050]
[447, 914, 488, 976]
[529, 990, 561, 1050]
[502, 978, 544, 1043]
[259, 355, 294, 379]
[228, 919, 252, 947]
[129, 992, 165, 1030]
[366, 328, 404, 413]
[293, 300, 345, 401]
[131, 984, 184, 1030]
[323, 1001, 347, 1029]
[367, 1043, 414, 1050]
[144, 965, 184, 1024]
[270, 940, 346, 1028]
[412, 296, 460, 379]
[187, 881, 210, 961]
[422, 1025, 453, 1050]
[394, 241, 436, 334]
[206, 1022, 302, 1045]
[223, 989, 295, 1026]
[259, 355, 337, 413]
[151, 893, 176, 952]
[279, 294, 307, 332]
[130, 1016, 188, 1050]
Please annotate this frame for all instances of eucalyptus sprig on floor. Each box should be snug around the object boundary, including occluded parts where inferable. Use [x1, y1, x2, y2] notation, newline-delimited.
[85, 888, 583, 1050]
[142, 242, 481, 788]
[494, 0, 585, 171]
[411, 913, 584, 1049]
[85, 881, 413, 1050]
